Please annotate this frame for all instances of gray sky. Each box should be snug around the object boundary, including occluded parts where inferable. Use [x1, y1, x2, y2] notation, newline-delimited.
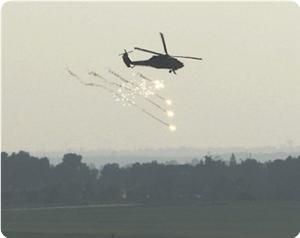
[2, 2, 300, 152]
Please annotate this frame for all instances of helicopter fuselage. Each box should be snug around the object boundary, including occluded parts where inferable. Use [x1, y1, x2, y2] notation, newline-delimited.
[131, 55, 184, 71]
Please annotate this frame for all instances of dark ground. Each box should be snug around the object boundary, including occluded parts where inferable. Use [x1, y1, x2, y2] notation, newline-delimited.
[2, 201, 300, 238]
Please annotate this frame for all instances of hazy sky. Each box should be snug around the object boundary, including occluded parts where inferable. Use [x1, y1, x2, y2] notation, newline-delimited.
[2, 2, 300, 152]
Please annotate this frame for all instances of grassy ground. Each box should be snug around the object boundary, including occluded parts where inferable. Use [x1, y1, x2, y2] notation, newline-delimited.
[2, 201, 300, 238]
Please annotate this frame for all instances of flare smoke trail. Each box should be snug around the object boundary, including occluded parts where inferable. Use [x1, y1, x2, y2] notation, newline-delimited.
[106, 69, 169, 113]
[66, 69, 173, 130]
[88, 71, 134, 96]
[88, 71, 137, 105]
[107, 68, 172, 105]
[107, 68, 133, 85]
[88, 71, 124, 88]
[89, 70, 166, 112]
[135, 72, 153, 82]
[67, 68, 122, 98]
[134, 72, 171, 103]
[108, 68, 157, 96]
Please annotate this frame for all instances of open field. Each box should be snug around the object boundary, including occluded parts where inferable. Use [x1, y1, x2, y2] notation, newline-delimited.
[2, 202, 300, 238]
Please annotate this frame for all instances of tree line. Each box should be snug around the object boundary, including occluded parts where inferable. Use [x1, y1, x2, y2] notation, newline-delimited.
[2, 151, 300, 208]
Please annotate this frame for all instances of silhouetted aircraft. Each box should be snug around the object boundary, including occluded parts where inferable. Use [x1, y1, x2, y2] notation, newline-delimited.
[120, 33, 202, 74]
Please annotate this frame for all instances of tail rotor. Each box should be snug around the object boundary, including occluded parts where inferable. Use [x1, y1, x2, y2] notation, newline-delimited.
[119, 49, 134, 56]
[119, 49, 134, 68]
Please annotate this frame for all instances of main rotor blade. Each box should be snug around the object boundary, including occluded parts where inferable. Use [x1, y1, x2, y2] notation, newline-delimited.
[172, 55, 202, 60]
[160, 32, 168, 55]
[134, 47, 163, 55]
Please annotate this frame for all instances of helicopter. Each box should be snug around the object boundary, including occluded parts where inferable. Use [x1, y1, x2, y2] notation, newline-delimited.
[120, 32, 202, 74]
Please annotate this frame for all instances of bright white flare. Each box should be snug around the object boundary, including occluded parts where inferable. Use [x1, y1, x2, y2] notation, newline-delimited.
[166, 110, 175, 118]
[169, 124, 176, 132]
[165, 99, 172, 105]
[154, 80, 165, 90]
